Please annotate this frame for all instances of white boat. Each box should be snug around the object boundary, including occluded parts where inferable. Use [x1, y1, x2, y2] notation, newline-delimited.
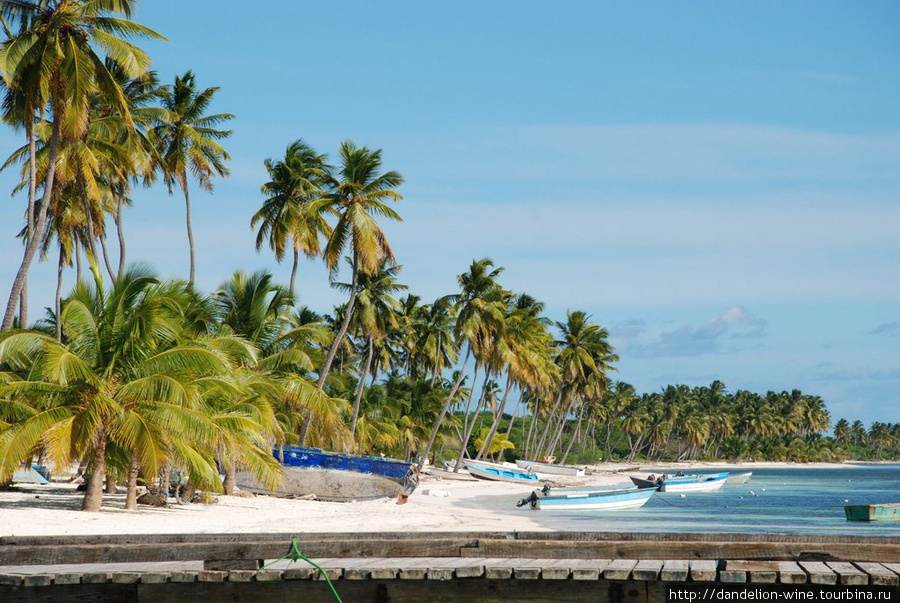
[514, 459, 586, 477]
[517, 484, 656, 510]
[725, 471, 752, 484]
[629, 472, 729, 493]
[463, 460, 540, 485]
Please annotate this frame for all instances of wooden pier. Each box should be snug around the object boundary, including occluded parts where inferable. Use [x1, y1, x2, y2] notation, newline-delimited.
[1, 532, 898, 602]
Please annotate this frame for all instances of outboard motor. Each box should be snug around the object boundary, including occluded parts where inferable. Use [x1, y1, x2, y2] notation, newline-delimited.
[516, 490, 541, 509]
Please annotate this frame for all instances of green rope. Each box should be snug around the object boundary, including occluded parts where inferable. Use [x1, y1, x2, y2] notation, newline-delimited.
[260, 537, 343, 603]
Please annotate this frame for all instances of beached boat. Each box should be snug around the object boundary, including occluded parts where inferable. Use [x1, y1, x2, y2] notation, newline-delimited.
[235, 446, 419, 501]
[514, 459, 586, 477]
[725, 471, 752, 484]
[844, 503, 900, 522]
[629, 472, 729, 493]
[516, 484, 656, 510]
[463, 460, 541, 485]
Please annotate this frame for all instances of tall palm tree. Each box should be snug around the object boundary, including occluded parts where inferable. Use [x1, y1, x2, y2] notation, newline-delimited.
[252, 140, 331, 296]
[418, 258, 507, 470]
[0, 0, 165, 330]
[312, 141, 404, 392]
[152, 71, 233, 285]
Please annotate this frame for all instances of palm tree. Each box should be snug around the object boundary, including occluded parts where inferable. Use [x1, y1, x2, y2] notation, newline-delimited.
[333, 258, 406, 440]
[0, 0, 165, 330]
[152, 71, 233, 285]
[252, 140, 330, 296]
[0, 268, 230, 511]
[312, 141, 404, 392]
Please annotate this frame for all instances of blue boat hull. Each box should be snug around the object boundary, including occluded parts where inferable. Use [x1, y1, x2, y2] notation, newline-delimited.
[236, 446, 419, 501]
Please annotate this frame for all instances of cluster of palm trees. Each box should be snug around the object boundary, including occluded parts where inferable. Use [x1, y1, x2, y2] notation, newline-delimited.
[0, 0, 231, 331]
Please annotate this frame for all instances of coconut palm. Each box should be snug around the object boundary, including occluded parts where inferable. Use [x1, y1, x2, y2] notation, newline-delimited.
[152, 71, 233, 285]
[312, 141, 404, 392]
[0, 268, 230, 511]
[0, 0, 165, 330]
[253, 140, 330, 296]
[332, 258, 406, 440]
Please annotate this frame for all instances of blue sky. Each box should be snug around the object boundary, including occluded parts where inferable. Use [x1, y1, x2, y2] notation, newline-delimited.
[1, 1, 898, 426]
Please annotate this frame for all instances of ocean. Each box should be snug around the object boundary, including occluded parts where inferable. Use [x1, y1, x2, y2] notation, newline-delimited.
[511, 464, 900, 535]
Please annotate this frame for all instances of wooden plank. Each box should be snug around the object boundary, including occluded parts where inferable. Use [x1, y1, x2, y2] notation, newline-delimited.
[427, 556, 486, 579]
[660, 560, 689, 582]
[571, 558, 611, 581]
[111, 572, 141, 584]
[603, 559, 638, 580]
[826, 561, 868, 585]
[690, 560, 717, 581]
[0, 537, 477, 566]
[81, 572, 110, 584]
[458, 537, 900, 563]
[483, 558, 514, 580]
[632, 560, 664, 581]
[0, 574, 24, 587]
[21, 574, 52, 587]
[139, 572, 169, 584]
[855, 563, 899, 587]
[799, 561, 837, 585]
[255, 570, 284, 582]
[777, 561, 807, 584]
[542, 559, 582, 580]
[226, 569, 256, 582]
[726, 561, 778, 583]
[170, 571, 198, 583]
[197, 570, 227, 582]
[51, 573, 81, 585]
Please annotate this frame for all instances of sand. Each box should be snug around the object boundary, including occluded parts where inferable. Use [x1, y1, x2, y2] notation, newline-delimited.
[0, 461, 861, 538]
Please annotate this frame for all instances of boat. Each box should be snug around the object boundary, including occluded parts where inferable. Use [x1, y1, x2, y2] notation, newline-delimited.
[844, 503, 900, 522]
[629, 471, 729, 493]
[514, 459, 586, 477]
[425, 467, 479, 481]
[516, 484, 656, 510]
[463, 460, 541, 485]
[234, 446, 419, 501]
[725, 471, 752, 484]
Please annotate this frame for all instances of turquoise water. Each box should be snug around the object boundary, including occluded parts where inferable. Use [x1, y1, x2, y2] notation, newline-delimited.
[503, 465, 900, 535]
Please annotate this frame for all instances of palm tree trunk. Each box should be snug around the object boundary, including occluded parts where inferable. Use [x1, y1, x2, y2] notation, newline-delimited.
[2, 119, 61, 331]
[180, 174, 196, 286]
[452, 367, 487, 472]
[75, 236, 83, 284]
[116, 187, 127, 282]
[55, 247, 65, 341]
[222, 462, 236, 495]
[503, 393, 524, 440]
[548, 396, 579, 457]
[125, 456, 140, 510]
[535, 391, 563, 458]
[349, 336, 374, 440]
[476, 373, 513, 460]
[81, 431, 108, 512]
[100, 234, 116, 284]
[18, 284, 27, 329]
[561, 399, 590, 464]
[316, 251, 359, 389]
[289, 247, 299, 296]
[417, 347, 471, 471]
[105, 470, 118, 494]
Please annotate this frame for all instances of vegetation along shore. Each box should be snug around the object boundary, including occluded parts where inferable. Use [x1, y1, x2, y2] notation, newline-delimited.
[0, 1, 897, 517]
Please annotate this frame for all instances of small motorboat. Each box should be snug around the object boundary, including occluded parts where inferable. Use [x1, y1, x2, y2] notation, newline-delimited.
[517, 483, 656, 510]
[629, 471, 729, 493]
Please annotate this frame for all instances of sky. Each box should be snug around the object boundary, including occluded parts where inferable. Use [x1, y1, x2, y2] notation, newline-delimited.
[0, 1, 898, 427]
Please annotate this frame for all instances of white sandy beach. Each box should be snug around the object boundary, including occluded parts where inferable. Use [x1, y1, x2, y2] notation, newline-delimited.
[0, 461, 862, 538]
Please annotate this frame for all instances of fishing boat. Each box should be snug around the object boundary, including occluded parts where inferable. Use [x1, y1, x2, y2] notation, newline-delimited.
[725, 471, 752, 484]
[234, 446, 419, 501]
[463, 460, 541, 485]
[629, 471, 729, 493]
[514, 459, 587, 477]
[516, 484, 656, 510]
[844, 503, 900, 522]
